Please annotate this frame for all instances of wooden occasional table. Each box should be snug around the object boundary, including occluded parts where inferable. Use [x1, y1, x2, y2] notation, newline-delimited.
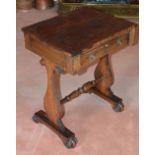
[22, 8, 138, 148]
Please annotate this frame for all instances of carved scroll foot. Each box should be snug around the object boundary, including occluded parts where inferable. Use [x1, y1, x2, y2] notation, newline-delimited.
[92, 88, 124, 112]
[32, 110, 77, 148]
[93, 55, 125, 112]
[113, 101, 124, 112]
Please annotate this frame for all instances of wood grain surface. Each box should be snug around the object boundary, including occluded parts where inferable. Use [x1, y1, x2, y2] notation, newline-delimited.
[22, 8, 136, 55]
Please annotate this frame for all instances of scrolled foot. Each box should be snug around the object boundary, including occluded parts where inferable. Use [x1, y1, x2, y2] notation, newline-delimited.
[32, 110, 78, 148]
[32, 114, 40, 123]
[65, 136, 78, 149]
[113, 101, 124, 112]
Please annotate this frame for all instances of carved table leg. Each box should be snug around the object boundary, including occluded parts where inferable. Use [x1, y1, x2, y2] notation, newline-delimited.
[92, 55, 124, 112]
[32, 58, 77, 148]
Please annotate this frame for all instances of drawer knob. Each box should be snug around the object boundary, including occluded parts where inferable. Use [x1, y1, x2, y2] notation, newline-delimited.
[104, 43, 109, 48]
[116, 38, 123, 45]
[89, 53, 96, 61]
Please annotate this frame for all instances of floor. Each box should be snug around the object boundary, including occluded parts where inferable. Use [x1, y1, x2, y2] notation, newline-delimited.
[16, 7, 139, 155]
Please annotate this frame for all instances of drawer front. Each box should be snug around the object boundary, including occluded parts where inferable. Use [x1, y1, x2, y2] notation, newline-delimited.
[81, 33, 129, 68]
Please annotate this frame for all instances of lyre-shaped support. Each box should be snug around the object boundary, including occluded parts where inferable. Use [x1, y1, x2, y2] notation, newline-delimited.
[32, 58, 77, 149]
[92, 55, 124, 112]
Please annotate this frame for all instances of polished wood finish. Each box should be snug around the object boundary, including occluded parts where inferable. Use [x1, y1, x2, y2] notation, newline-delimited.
[22, 8, 134, 54]
[60, 76, 103, 104]
[92, 55, 124, 112]
[22, 8, 138, 74]
[22, 8, 138, 148]
[32, 110, 77, 148]
[43, 58, 64, 122]
[35, 58, 78, 148]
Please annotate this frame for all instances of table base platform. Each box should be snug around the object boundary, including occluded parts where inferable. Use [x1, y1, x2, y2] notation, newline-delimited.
[32, 110, 78, 149]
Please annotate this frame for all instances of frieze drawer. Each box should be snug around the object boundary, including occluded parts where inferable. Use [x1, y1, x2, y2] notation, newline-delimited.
[80, 33, 129, 68]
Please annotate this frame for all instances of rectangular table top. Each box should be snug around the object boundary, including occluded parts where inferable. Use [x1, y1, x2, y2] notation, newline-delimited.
[22, 8, 138, 74]
[22, 8, 136, 56]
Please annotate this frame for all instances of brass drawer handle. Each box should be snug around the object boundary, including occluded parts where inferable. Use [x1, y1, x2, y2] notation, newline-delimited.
[116, 38, 123, 45]
[89, 53, 96, 61]
[104, 43, 109, 48]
